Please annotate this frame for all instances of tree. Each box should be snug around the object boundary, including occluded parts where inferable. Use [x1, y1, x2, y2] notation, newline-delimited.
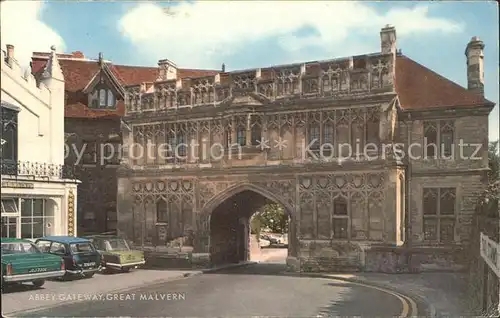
[477, 140, 500, 214]
[488, 140, 499, 182]
[252, 203, 288, 234]
[250, 214, 261, 236]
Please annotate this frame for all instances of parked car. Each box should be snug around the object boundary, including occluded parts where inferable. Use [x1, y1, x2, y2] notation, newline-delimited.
[259, 238, 271, 248]
[34, 236, 101, 279]
[260, 234, 280, 245]
[1, 238, 65, 289]
[85, 235, 145, 273]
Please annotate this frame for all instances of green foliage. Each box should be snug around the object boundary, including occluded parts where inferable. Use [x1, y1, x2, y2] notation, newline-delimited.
[252, 203, 288, 234]
[250, 215, 261, 236]
[488, 140, 499, 182]
[477, 141, 500, 214]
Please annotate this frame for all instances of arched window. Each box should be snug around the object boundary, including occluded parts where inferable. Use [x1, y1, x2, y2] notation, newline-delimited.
[177, 132, 186, 158]
[237, 127, 246, 146]
[308, 124, 320, 149]
[99, 89, 106, 107]
[224, 128, 232, 148]
[424, 122, 437, 158]
[332, 196, 348, 239]
[156, 200, 168, 223]
[251, 124, 261, 146]
[107, 89, 115, 107]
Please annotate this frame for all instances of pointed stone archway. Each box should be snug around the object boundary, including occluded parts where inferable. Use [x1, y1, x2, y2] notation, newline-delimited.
[200, 182, 296, 266]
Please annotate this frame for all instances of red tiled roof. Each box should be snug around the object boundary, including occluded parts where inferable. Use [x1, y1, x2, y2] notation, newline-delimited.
[395, 55, 494, 110]
[31, 53, 218, 118]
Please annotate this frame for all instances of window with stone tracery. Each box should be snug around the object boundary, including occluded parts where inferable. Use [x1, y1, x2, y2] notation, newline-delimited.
[303, 79, 318, 94]
[224, 128, 232, 148]
[156, 199, 168, 223]
[332, 196, 349, 239]
[366, 118, 379, 145]
[236, 127, 246, 146]
[177, 132, 187, 159]
[251, 124, 261, 146]
[424, 121, 455, 159]
[322, 76, 331, 92]
[336, 124, 350, 157]
[308, 124, 320, 151]
[166, 132, 176, 163]
[351, 121, 365, 151]
[422, 188, 456, 243]
[323, 124, 334, 145]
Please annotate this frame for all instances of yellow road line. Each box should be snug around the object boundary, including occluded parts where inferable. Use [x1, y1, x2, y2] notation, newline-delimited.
[321, 278, 418, 317]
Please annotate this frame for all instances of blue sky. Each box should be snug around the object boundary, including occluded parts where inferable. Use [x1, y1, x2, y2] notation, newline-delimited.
[1, 1, 498, 141]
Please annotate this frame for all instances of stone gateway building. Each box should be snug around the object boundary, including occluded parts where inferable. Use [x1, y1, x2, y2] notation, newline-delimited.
[117, 26, 495, 272]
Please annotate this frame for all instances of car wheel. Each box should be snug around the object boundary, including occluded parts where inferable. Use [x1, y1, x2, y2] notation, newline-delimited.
[32, 280, 45, 287]
[83, 273, 95, 278]
[121, 267, 131, 273]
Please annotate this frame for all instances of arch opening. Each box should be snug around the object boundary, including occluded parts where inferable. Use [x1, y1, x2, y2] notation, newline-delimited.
[207, 189, 292, 266]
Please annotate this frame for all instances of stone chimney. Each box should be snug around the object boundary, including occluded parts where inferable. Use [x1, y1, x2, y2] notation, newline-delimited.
[98, 52, 104, 66]
[380, 25, 397, 55]
[6, 44, 14, 60]
[222, 63, 226, 72]
[157, 58, 177, 81]
[465, 36, 485, 96]
[72, 51, 84, 58]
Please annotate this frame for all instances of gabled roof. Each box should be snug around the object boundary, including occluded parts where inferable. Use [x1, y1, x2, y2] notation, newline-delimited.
[82, 62, 125, 97]
[395, 55, 494, 110]
[31, 52, 218, 118]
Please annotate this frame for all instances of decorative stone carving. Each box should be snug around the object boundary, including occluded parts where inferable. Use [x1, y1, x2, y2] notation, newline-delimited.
[296, 173, 386, 240]
[257, 180, 296, 209]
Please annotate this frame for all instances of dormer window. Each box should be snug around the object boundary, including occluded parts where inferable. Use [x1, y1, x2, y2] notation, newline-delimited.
[90, 88, 116, 109]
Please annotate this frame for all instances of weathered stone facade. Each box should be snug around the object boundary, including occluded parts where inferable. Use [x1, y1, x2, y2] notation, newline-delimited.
[116, 26, 495, 271]
[64, 117, 122, 234]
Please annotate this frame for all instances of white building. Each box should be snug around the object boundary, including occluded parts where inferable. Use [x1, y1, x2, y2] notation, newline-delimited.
[1, 44, 80, 239]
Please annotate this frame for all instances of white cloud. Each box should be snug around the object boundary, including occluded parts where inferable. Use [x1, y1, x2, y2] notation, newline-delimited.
[118, 1, 463, 69]
[0, 1, 65, 68]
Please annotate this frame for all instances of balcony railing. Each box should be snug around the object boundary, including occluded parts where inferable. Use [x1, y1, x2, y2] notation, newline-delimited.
[480, 232, 500, 277]
[1, 160, 78, 180]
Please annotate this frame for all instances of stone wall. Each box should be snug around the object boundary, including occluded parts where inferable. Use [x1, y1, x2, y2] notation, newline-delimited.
[400, 114, 490, 250]
[65, 117, 121, 234]
[409, 174, 485, 246]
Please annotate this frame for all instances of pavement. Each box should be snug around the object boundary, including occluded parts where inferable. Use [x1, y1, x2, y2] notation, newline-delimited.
[251, 246, 288, 263]
[2, 248, 468, 317]
[318, 272, 470, 318]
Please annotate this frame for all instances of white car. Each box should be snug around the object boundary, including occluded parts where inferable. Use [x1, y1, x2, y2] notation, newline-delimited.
[259, 238, 271, 248]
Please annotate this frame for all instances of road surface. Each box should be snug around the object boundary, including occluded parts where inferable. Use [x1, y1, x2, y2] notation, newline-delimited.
[14, 250, 417, 317]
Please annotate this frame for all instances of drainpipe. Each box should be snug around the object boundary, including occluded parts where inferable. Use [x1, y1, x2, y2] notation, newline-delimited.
[406, 113, 413, 271]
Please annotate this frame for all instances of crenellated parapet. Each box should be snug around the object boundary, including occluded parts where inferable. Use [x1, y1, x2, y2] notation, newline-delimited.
[124, 52, 395, 116]
[1, 47, 51, 105]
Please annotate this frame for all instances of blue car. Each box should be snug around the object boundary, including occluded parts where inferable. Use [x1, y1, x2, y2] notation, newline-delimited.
[34, 236, 102, 279]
